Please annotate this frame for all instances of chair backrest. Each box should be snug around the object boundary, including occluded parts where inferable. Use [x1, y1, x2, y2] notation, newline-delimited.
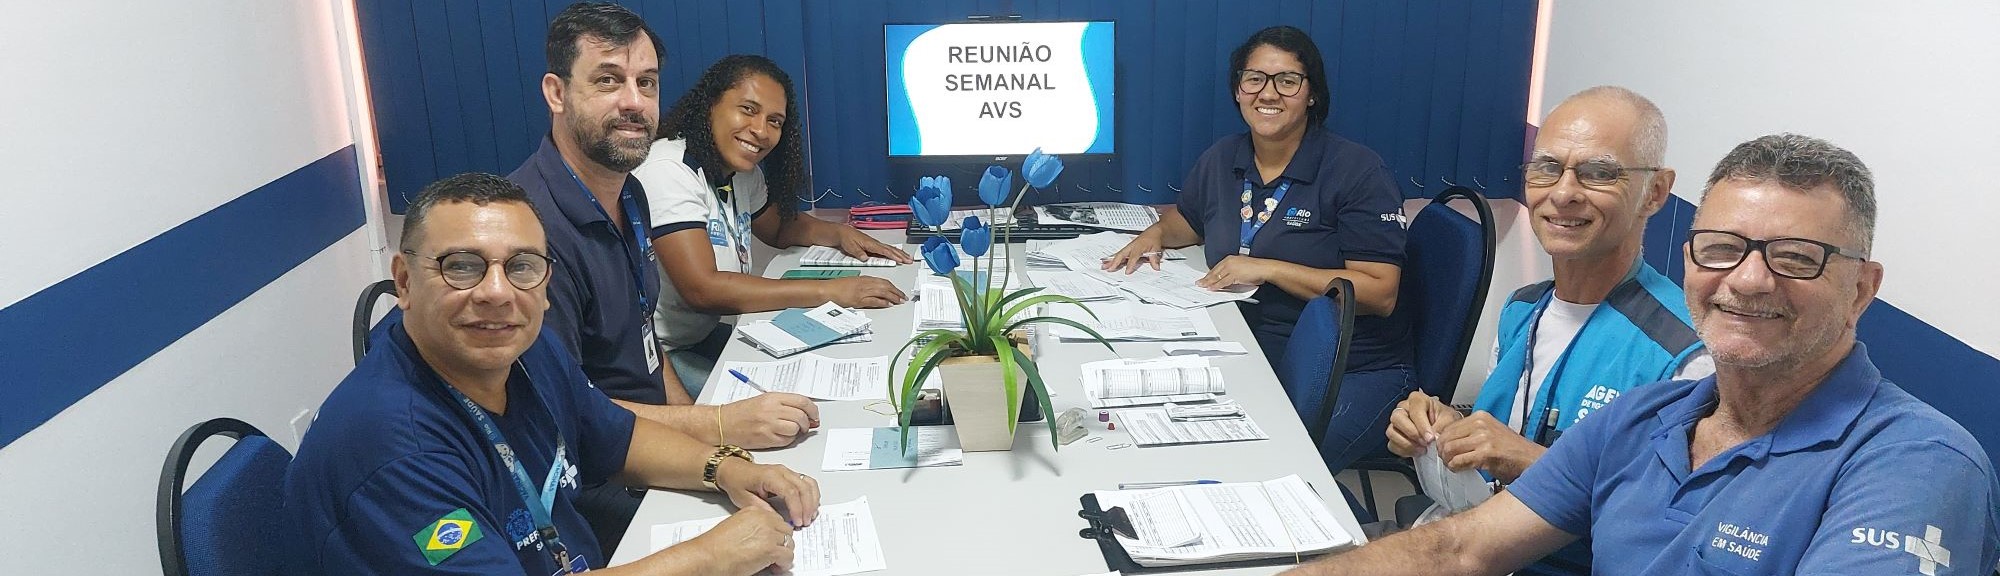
[158, 418, 293, 576]
[353, 279, 397, 365]
[1277, 278, 1357, 447]
[1399, 186, 1497, 400]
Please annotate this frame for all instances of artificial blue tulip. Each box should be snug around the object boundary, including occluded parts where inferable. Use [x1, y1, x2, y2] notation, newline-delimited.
[1021, 148, 1064, 189]
[910, 176, 952, 228]
[977, 165, 1013, 207]
[921, 236, 960, 275]
[959, 215, 991, 258]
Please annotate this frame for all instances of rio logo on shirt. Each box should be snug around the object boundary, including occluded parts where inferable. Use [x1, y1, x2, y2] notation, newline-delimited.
[413, 508, 485, 565]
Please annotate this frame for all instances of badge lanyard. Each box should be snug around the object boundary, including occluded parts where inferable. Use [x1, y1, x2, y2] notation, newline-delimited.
[563, 164, 653, 314]
[1238, 178, 1293, 255]
[712, 180, 751, 270]
[442, 363, 576, 571]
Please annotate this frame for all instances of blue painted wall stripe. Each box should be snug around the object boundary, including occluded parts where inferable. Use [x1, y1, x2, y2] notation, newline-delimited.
[0, 146, 365, 447]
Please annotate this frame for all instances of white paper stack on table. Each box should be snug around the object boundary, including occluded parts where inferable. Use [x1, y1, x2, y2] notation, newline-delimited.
[1032, 202, 1159, 232]
[1045, 301, 1220, 342]
[800, 245, 903, 267]
[1114, 407, 1268, 446]
[1075, 260, 1257, 309]
[1080, 356, 1226, 408]
[912, 269, 1022, 333]
[1092, 475, 1357, 567]
[735, 302, 873, 357]
[1024, 269, 1126, 302]
[649, 497, 887, 576]
[707, 353, 891, 404]
[820, 426, 962, 471]
[1025, 232, 1186, 270]
[937, 208, 1018, 230]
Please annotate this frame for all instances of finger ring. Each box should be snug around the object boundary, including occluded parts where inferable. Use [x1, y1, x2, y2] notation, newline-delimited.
[1393, 406, 1407, 413]
[782, 535, 793, 547]
[798, 473, 808, 479]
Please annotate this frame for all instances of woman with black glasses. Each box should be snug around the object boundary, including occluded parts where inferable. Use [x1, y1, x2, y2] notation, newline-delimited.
[1104, 25, 1414, 474]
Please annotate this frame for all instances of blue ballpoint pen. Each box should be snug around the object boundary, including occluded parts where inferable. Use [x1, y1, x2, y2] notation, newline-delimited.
[1118, 480, 1221, 490]
[727, 369, 771, 392]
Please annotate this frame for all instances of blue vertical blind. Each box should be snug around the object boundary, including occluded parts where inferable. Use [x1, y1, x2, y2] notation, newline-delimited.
[356, 0, 1536, 211]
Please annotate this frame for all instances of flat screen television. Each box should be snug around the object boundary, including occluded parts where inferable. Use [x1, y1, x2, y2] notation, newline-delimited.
[885, 21, 1115, 161]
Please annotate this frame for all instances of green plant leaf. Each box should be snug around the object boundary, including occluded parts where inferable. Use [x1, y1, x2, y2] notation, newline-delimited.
[888, 328, 965, 404]
[1004, 346, 1062, 451]
[989, 286, 1047, 316]
[1000, 294, 1092, 326]
[947, 272, 987, 349]
[1006, 315, 1117, 353]
[897, 332, 963, 451]
[990, 333, 1021, 432]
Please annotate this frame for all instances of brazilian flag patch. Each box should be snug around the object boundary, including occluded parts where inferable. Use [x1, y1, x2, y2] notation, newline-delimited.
[412, 508, 484, 565]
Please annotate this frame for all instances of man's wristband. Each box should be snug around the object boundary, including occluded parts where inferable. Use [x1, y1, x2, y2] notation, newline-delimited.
[702, 444, 754, 491]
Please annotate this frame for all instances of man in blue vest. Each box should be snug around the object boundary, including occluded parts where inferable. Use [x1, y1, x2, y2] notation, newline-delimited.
[1384, 87, 1710, 573]
[1283, 134, 1999, 575]
[288, 173, 818, 575]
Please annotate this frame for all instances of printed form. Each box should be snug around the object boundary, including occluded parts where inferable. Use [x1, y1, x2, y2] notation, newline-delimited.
[709, 354, 890, 404]
[649, 497, 887, 576]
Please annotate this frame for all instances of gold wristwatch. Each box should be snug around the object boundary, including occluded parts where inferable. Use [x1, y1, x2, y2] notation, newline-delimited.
[702, 444, 753, 491]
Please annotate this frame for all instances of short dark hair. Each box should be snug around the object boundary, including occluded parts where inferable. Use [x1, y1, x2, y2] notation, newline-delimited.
[1228, 26, 1330, 129]
[658, 55, 808, 221]
[1701, 133, 1877, 254]
[400, 173, 541, 251]
[545, 2, 665, 79]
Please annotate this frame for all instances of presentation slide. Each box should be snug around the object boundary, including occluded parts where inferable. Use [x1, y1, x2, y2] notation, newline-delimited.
[886, 22, 1115, 158]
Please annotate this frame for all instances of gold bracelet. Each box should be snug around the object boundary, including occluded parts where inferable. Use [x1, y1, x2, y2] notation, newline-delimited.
[716, 405, 725, 447]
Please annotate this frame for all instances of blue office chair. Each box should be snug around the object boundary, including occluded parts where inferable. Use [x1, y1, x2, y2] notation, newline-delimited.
[352, 279, 397, 365]
[1277, 277, 1357, 448]
[157, 417, 294, 576]
[1350, 186, 1497, 519]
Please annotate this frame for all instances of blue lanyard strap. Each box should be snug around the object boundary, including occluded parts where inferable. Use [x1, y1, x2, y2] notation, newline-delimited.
[1238, 178, 1293, 253]
[441, 365, 573, 569]
[564, 164, 653, 313]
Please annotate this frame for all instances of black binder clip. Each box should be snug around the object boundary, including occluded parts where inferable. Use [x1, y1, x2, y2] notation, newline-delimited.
[1078, 505, 1137, 540]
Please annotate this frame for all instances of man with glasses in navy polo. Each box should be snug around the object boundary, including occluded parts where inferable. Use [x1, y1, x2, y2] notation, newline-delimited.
[504, 2, 820, 555]
[287, 173, 817, 575]
[1284, 134, 1999, 575]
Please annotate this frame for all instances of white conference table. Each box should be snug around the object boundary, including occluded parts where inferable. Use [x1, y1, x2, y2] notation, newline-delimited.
[611, 230, 1366, 574]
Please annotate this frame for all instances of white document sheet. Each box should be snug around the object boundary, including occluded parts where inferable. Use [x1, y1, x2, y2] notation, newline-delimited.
[709, 354, 889, 404]
[1046, 301, 1220, 342]
[820, 427, 963, 471]
[1079, 357, 1227, 410]
[1126, 490, 1203, 547]
[648, 497, 887, 576]
[1077, 260, 1257, 309]
[1092, 475, 1355, 567]
[938, 208, 1017, 230]
[1416, 443, 1493, 514]
[1114, 408, 1269, 447]
[1161, 342, 1249, 357]
[1025, 270, 1127, 302]
[1033, 202, 1159, 232]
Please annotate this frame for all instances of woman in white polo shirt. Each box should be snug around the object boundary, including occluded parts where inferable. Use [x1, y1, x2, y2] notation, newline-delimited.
[631, 55, 911, 395]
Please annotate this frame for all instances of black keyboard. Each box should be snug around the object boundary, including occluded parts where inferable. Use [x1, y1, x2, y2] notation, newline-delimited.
[905, 222, 1101, 242]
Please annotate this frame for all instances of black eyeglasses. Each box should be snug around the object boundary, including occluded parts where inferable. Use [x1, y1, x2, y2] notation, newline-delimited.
[1237, 70, 1307, 97]
[1520, 160, 1660, 190]
[1686, 229, 1867, 280]
[402, 249, 556, 290]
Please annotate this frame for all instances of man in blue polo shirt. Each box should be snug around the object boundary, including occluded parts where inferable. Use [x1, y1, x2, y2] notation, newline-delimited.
[1385, 87, 1711, 574]
[1284, 135, 1999, 575]
[510, 4, 822, 552]
[287, 173, 818, 575]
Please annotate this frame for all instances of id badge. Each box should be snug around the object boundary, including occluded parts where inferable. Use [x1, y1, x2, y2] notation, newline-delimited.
[640, 319, 660, 372]
[547, 553, 588, 575]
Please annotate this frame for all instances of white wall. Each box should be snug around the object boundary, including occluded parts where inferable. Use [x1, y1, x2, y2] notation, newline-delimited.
[0, 1, 387, 573]
[1540, 0, 2000, 356]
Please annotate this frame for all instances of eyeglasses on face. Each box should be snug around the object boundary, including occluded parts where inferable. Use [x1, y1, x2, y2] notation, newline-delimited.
[402, 249, 556, 290]
[1520, 160, 1660, 190]
[1685, 229, 1866, 280]
[1237, 69, 1308, 98]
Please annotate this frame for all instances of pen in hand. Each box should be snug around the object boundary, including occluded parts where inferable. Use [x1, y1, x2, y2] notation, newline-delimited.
[727, 369, 771, 393]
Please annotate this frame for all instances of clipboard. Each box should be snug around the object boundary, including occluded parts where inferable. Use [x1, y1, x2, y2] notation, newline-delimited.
[1075, 493, 1329, 573]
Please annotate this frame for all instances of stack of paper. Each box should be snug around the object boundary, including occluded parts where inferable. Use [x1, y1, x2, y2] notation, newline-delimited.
[1025, 232, 1185, 271]
[1113, 408, 1268, 447]
[735, 302, 873, 357]
[821, 427, 962, 471]
[1076, 261, 1256, 309]
[650, 497, 887, 576]
[1025, 270, 1126, 302]
[1033, 202, 1159, 232]
[800, 245, 903, 267]
[707, 354, 891, 404]
[938, 208, 1018, 230]
[1045, 301, 1220, 342]
[1080, 357, 1226, 408]
[912, 269, 1022, 333]
[1092, 475, 1357, 567]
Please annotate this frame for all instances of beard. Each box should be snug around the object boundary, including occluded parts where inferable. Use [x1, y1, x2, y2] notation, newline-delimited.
[567, 109, 653, 173]
[1693, 291, 1845, 371]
